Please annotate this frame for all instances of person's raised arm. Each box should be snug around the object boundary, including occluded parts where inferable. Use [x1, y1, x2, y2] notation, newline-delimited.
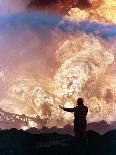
[59, 105, 75, 112]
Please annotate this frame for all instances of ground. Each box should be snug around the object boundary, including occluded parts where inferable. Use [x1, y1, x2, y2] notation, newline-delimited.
[0, 128, 116, 155]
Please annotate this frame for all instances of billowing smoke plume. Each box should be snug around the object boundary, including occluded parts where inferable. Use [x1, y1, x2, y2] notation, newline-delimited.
[29, 0, 91, 11]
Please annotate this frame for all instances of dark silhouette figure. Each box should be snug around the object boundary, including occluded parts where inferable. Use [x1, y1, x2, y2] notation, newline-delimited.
[60, 98, 88, 141]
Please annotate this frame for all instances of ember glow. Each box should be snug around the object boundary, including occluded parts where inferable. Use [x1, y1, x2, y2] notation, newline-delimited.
[0, 0, 116, 129]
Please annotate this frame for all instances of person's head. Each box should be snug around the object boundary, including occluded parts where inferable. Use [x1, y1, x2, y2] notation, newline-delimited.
[76, 98, 84, 106]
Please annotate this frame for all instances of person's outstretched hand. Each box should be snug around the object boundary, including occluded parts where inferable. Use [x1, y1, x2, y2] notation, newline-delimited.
[59, 105, 64, 110]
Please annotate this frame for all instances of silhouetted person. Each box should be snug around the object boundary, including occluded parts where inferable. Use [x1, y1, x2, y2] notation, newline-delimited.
[60, 98, 88, 142]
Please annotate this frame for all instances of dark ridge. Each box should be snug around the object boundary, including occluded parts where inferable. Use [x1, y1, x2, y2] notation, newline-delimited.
[0, 128, 116, 155]
[25, 121, 116, 135]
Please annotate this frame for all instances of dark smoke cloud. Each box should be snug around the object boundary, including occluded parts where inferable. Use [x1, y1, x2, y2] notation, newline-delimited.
[29, 0, 94, 12]
[29, 0, 77, 13]
[76, 0, 91, 9]
[30, 0, 59, 6]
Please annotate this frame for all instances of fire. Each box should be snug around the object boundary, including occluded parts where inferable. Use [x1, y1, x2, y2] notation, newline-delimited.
[64, 101, 74, 121]
[0, 0, 115, 129]
[65, 8, 89, 21]
[3, 33, 114, 128]
[67, 0, 116, 23]
[54, 33, 115, 123]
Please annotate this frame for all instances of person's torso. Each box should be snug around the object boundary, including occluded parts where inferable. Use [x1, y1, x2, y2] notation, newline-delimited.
[74, 106, 88, 122]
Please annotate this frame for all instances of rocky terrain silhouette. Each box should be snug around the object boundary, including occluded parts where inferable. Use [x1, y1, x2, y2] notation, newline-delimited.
[26, 121, 116, 135]
[0, 128, 116, 155]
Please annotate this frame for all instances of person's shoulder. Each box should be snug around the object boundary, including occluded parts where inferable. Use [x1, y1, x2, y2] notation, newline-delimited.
[84, 105, 88, 110]
[74, 106, 78, 110]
